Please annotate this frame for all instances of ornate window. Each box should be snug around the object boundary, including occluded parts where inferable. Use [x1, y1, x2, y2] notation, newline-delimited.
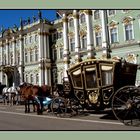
[29, 36, 33, 43]
[30, 49, 34, 62]
[80, 14, 86, 23]
[122, 16, 134, 41]
[60, 48, 63, 59]
[36, 74, 39, 84]
[17, 51, 20, 65]
[81, 35, 87, 49]
[70, 38, 75, 52]
[25, 49, 28, 62]
[58, 32, 63, 39]
[10, 53, 13, 65]
[108, 10, 115, 16]
[3, 54, 6, 65]
[110, 28, 118, 43]
[69, 18, 74, 27]
[35, 47, 38, 61]
[53, 49, 57, 61]
[95, 32, 102, 46]
[30, 74, 34, 84]
[94, 10, 100, 20]
[35, 34, 38, 42]
[125, 24, 133, 40]
[25, 37, 27, 45]
[25, 75, 28, 83]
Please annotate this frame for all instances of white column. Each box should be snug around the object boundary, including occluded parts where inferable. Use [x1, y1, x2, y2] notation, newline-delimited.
[43, 32, 47, 59]
[0, 42, 3, 83]
[6, 39, 9, 65]
[38, 29, 44, 86]
[85, 10, 96, 59]
[12, 37, 16, 66]
[46, 35, 50, 58]
[19, 35, 24, 83]
[0, 42, 3, 65]
[63, 13, 70, 78]
[73, 10, 82, 63]
[101, 10, 111, 59]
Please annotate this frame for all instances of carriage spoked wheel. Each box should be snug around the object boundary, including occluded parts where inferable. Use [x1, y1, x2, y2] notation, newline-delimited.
[112, 85, 140, 126]
[51, 97, 67, 117]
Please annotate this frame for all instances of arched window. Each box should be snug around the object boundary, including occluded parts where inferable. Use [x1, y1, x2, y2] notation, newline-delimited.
[70, 38, 75, 52]
[69, 18, 74, 27]
[81, 35, 87, 49]
[122, 17, 134, 41]
[36, 74, 39, 84]
[30, 74, 34, 84]
[10, 53, 13, 65]
[35, 47, 39, 61]
[60, 48, 63, 59]
[95, 32, 102, 46]
[30, 49, 34, 62]
[80, 14, 86, 23]
[35, 34, 38, 42]
[125, 24, 133, 40]
[25, 49, 28, 63]
[25, 75, 28, 83]
[94, 10, 100, 20]
[17, 51, 20, 65]
[110, 28, 118, 43]
[108, 10, 116, 16]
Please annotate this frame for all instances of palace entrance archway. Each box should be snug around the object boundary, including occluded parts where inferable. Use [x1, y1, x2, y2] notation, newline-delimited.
[0, 66, 20, 87]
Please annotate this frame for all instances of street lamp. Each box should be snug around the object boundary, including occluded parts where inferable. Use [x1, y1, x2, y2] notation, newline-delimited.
[103, 10, 112, 59]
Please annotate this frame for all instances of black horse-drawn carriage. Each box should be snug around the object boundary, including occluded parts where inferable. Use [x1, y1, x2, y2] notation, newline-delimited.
[50, 58, 140, 126]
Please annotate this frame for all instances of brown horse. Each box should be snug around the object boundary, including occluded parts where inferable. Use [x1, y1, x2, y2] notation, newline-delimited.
[19, 83, 52, 114]
[19, 83, 39, 113]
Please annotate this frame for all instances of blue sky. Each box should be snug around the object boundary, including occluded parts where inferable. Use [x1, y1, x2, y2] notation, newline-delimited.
[0, 10, 57, 29]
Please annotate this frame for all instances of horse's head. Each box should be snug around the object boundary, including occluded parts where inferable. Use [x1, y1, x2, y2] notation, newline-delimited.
[41, 85, 51, 97]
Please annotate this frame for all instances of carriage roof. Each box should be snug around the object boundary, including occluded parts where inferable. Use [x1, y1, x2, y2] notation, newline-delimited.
[68, 58, 120, 70]
[66, 58, 138, 92]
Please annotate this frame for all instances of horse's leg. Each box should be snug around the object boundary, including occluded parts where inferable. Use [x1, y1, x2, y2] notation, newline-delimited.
[32, 100, 36, 112]
[27, 99, 30, 113]
[25, 100, 28, 113]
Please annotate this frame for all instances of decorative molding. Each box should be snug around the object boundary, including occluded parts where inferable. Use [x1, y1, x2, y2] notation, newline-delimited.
[79, 29, 87, 37]
[68, 32, 75, 37]
[84, 10, 92, 16]
[122, 16, 135, 24]
[94, 25, 102, 32]
[109, 20, 119, 28]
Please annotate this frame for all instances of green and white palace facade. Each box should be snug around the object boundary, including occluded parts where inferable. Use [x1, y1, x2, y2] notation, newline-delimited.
[0, 10, 140, 87]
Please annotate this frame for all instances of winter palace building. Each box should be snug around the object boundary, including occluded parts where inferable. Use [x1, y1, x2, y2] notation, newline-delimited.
[0, 10, 140, 87]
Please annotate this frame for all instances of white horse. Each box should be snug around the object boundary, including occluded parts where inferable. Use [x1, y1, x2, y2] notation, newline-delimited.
[2, 86, 20, 106]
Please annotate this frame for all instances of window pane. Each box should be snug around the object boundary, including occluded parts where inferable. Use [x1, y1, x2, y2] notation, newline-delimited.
[95, 32, 102, 46]
[70, 38, 75, 52]
[94, 10, 100, 19]
[125, 24, 133, 40]
[110, 28, 117, 43]
[80, 14, 85, 23]
[101, 65, 113, 86]
[85, 67, 97, 88]
[82, 36, 87, 49]
[72, 69, 82, 88]
[69, 18, 74, 27]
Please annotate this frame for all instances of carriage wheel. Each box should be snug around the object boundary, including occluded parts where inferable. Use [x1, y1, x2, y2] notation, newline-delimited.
[112, 86, 140, 126]
[51, 97, 67, 117]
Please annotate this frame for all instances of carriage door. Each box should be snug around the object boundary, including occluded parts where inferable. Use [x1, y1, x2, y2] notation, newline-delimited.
[83, 65, 99, 105]
[69, 66, 85, 104]
[99, 63, 114, 105]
